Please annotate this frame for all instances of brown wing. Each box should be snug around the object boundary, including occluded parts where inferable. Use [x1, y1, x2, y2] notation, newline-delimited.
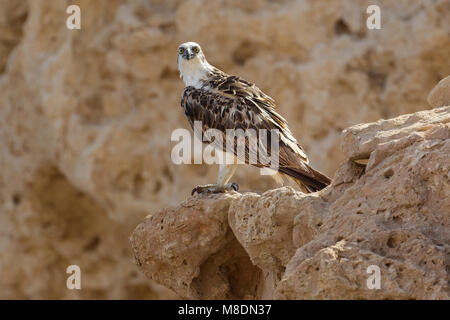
[181, 73, 331, 191]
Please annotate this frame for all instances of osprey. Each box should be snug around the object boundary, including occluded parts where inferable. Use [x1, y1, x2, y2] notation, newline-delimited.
[177, 41, 331, 195]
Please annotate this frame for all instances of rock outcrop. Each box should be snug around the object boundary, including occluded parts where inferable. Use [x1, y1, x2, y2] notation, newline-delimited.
[130, 193, 262, 299]
[428, 76, 450, 108]
[131, 105, 450, 299]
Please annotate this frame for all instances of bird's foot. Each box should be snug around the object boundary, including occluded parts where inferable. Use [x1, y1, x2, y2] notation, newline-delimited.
[191, 182, 239, 195]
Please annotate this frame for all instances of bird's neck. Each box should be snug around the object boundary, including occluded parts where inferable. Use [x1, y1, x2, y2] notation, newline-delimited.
[178, 57, 215, 88]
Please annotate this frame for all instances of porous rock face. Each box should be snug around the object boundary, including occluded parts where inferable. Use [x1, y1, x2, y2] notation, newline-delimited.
[0, 0, 449, 299]
[130, 193, 263, 299]
[131, 105, 450, 299]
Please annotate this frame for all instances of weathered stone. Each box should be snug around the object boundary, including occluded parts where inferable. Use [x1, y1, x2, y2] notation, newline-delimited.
[130, 193, 262, 299]
[428, 75, 450, 108]
[132, 106, 450, 300]
[1, 0, 449, 299]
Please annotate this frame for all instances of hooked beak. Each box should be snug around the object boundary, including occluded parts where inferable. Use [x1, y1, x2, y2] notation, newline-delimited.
[182, 50, 195, 60]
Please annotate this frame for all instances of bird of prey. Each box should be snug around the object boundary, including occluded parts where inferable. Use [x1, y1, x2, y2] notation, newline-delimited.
[177, 41, 331, 195]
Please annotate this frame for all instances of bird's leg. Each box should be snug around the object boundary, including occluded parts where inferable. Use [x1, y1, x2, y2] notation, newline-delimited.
[191, 163, 238, 195]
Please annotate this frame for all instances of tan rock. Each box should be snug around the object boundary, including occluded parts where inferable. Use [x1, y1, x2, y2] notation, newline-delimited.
[428, 75, 450, 108]
[1, 0, 449, 299]
[130, 193, 262, 299]
[0, 165, 176, 299]
[341, 106, 450, 161]
[278, 110, 450, 299]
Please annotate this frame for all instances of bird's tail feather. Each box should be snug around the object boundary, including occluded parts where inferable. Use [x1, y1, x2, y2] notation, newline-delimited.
[279, 165, 331, 193]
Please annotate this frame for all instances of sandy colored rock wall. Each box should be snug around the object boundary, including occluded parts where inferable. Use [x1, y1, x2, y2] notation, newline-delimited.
[0, 0, 449, 298]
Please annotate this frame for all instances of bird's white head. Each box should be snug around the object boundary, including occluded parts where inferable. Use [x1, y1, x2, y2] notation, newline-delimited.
[177, 42, 214, 88]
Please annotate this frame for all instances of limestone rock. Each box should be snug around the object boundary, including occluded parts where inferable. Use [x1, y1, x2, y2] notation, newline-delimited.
[130, 193, 262, 299]
[341, 106, 450, 161]
[428, 75, 450, 108]
[132, 106, 450, 299]
[279, 118, 450, 299]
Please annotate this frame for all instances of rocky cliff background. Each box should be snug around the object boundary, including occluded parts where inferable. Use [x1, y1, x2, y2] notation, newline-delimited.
[0, 0, 448, 299]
